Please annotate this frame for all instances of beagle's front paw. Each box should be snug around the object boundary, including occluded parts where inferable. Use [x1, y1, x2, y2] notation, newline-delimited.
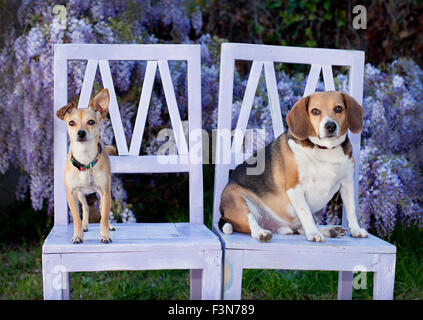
[252, 229, 273, 242]
[306, 229, 325, 242]
[350, 227, 368, 238]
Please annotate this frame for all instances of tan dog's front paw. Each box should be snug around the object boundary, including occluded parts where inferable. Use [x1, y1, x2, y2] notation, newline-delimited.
[100, 234, 112, 243]
[83, 225, 89, 232]
[350, 227, 368, 238]
[72, 235, 83, 244]
[306, 229, 325, 242]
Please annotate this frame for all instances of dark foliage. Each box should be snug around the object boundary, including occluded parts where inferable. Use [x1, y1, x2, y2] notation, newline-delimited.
[202, 0, 423, 68]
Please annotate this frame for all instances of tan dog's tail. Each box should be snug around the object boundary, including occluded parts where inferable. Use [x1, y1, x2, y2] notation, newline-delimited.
[104, 145, 117, 155]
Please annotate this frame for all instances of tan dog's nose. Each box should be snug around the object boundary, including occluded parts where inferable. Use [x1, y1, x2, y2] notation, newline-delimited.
[77, 130, 86, 139]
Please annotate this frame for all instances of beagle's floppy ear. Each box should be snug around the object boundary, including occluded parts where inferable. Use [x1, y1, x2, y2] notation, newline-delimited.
[56, 101, 76, 120]
[286, 96, 313, 140]
[89, 88, 110, 119]
[341, 93, 363, 134]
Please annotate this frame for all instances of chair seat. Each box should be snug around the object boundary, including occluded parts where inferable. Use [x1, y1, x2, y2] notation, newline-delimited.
[43, 223, 221, 254]
[218, 225, 396, 254]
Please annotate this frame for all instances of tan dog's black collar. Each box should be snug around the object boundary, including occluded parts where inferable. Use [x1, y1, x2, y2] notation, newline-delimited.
[71, 143, 102, 171]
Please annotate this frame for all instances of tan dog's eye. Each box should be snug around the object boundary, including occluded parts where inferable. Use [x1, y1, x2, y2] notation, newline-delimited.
[69, 120, 75, 126]
[334, 106, 343, 113]
[87, 120, 96, 126]
[311, 108, 321, 116]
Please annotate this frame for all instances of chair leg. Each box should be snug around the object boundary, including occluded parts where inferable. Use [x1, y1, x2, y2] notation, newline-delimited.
[337, 271, 353, 300]
[62, 272, 70, 300]
[190, 269, 202, 300]
[373, 254, 396, 300]
[223, 249, 243, 300]
[42, 254, 68, 300]
[200, 250, 222, 300]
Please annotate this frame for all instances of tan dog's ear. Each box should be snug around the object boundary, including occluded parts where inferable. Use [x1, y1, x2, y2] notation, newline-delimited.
[89, 88, 109, 119]
[341, 93, 363, 134]
[286, 96, 313, 140]
[56, 101, 76, 120]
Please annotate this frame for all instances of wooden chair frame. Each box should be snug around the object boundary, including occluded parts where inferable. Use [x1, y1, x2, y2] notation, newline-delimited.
[212, 43, 396, 300]
[42, 44, 221, 300]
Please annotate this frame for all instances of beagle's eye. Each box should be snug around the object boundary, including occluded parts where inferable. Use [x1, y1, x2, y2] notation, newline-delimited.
[87, 119, 96, 126]
[69, 120, 75, 126]
[334, 106, 343, 113]
[311, 108, 321, 116]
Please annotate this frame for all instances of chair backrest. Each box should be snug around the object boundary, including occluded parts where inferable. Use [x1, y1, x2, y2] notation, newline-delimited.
[212, 43, 364, 229]
[54, 44, 203, 226]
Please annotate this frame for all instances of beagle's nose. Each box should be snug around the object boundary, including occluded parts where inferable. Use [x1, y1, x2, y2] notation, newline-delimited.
[77, 130, 86, 138]
[325, 121, 337, 134]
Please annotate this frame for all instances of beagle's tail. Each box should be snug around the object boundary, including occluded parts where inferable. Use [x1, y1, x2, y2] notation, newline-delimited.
[218, 216, 233, 235]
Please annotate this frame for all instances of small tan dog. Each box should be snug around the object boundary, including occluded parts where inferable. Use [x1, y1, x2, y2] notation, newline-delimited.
[57, 89, 116, 244]
[219, 91, 368, 242]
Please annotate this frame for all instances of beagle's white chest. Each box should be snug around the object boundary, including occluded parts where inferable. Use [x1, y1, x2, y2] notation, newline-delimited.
[288, 140, 354, 213]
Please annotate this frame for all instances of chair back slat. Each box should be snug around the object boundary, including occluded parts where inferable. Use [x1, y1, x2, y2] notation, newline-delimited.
[304, 64, 322, 96]
[232, 61, 263, 154]
[54, 44, 203, 225]
[77, 59, 98, 109]
[212, 43, 364, 228]
[322, 65, 336, 91]
[232, 61, 285, 154]
[53, 54, 69, 226]
[129, 61, 158, 156]
[157, 60, 189, 155]
[98, 59, 129, 155]
[263, 61, 284, 138]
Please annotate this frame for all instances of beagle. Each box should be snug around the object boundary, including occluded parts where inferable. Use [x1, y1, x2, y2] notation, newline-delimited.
[219, 91, 368, 242]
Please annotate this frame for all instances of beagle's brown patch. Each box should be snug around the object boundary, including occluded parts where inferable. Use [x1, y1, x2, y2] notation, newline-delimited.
[341, 136, 353, 159]
[342, 92, 363, 134]
[286, 96, 315, 140]
[220, 134, 298, 234]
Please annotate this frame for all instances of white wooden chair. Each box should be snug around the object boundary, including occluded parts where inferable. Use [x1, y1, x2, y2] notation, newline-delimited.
[42, 44, 222, 300]
[212, 43, 397, 300]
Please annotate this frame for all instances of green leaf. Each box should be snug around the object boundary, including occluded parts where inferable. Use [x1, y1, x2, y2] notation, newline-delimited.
[266, 0, 282, 9]
[324, 12, 333, 20]
[323, 0, 331, 11]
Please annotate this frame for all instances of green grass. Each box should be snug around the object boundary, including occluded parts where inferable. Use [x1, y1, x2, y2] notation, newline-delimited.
[0, 244, 191, 299]
[1, 224, 422, 300]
